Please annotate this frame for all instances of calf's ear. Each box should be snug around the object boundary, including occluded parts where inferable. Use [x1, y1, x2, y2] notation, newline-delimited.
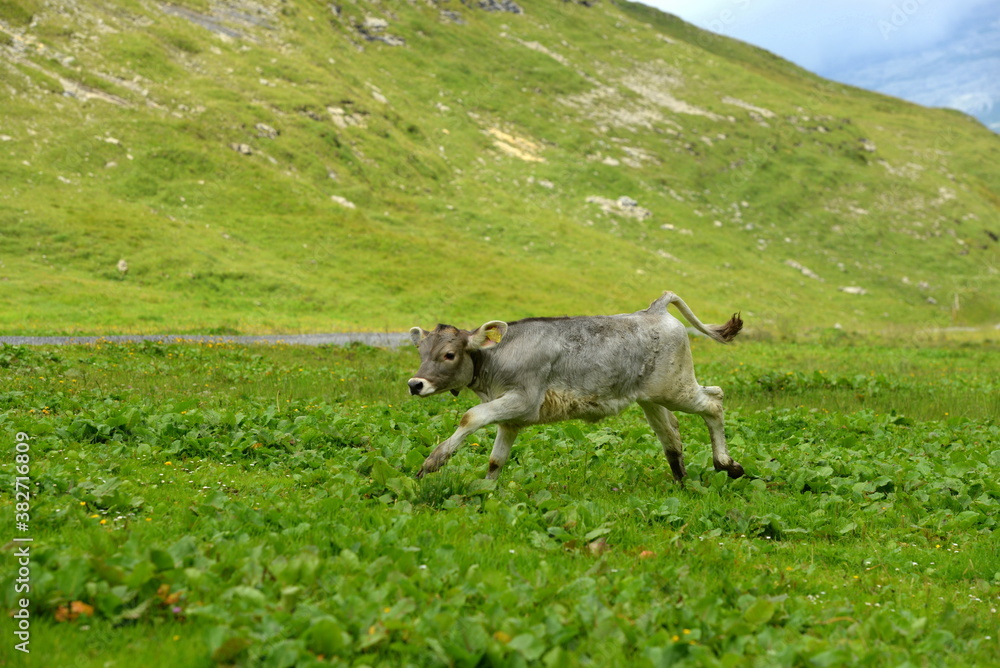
[410, 326, 429, 347]
[468, 321, 508, 350]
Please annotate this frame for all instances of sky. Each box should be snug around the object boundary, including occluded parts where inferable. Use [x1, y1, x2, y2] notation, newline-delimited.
[641, 0, 993, 72]
[639, 0, 1000, 130]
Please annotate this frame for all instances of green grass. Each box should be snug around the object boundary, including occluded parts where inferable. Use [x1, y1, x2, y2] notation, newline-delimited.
[1, 338, 998, 666]
[0, 0, 997, 336]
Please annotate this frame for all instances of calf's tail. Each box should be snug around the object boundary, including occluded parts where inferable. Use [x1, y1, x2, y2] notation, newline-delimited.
[650, 291, 743, 344]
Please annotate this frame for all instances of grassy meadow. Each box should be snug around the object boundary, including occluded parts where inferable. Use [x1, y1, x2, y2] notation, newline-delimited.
[0, 0, 998, 334]
[1, 337, 998, 666]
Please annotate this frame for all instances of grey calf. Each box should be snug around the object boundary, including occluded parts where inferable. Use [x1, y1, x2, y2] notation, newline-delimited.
[407, 291, 744, 481]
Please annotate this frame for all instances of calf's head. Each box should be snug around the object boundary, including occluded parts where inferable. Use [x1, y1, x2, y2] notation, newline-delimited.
[408, 321, 507, 397]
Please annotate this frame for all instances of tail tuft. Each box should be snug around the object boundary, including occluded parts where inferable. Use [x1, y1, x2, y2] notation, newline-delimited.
[712, 312, 743, 343]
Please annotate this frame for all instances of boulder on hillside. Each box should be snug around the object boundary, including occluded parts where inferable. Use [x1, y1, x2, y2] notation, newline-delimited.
[469, 0, 524, 14]
[356, 16, 406, 46]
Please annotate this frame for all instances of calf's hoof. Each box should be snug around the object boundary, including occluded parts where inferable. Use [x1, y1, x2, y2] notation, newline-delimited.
[486, 460, 503, 480]
[417, 455, 443, 478]
[715, 461, 745, 479]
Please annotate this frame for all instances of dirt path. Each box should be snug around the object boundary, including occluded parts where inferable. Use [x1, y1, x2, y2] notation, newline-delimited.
[0, 333, 411, 347]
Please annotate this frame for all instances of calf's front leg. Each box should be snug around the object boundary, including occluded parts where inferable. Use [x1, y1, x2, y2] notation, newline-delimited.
[417, 393, 531, 478]
[487, 424, 520, 480]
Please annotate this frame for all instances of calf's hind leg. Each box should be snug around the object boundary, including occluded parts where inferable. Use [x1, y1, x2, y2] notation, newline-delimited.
[638, 401, 686, 481]
[697, 386, 744, 478]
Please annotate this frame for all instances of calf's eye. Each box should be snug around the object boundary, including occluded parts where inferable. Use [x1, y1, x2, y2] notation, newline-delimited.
[444, 352, 456, 361]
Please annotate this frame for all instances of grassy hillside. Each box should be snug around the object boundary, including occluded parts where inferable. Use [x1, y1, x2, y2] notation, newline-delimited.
[0, 0, 997, 335]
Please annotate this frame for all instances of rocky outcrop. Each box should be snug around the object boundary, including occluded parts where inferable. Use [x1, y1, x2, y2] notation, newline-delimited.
[355, 16, 405, 46]
[465, 0, 524, 14]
